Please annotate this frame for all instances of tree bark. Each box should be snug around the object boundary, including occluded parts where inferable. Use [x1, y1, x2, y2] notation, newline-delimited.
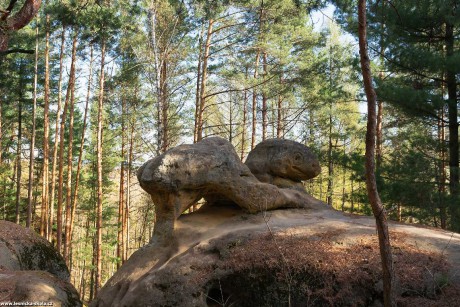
[49, 26, 66, 241]
[240, 68, 249, 160]
[438, 106, 447, 229]
[358, 1, 396, 306]
[194, 24, 205, 143]
[196, 19, 214, 142]
[15, 94, 22, 224]
[69, 44, 93, 259]
[251, 50, 260, 149]
[27, 22, 39, 228]
[95, 38, 106, 296]
[262, 52, 268, 140]
[445, 21, 459, 230]
[40, 13, 50, 238]
[0, 0, 42, 51]
[117, 98, 126, 268]
[64, 31, 78, 263]
[57, 28, 73, 253]
[124, 121, 134, 261]
[327, 112, 333, 206]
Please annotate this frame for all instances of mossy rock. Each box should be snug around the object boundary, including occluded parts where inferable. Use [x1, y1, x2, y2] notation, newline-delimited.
[0, 220, 69, 281]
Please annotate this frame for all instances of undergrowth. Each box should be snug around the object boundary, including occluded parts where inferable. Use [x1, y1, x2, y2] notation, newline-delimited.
[204, 230, 459, 306]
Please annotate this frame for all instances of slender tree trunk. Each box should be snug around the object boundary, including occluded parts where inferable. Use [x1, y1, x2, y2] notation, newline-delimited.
[15, 97, 22, 224]
[57, 29, 73, 253]
[327, 112, 333, 206]
[376, 0, 386, 170]
[124, 122, 134, 261]
[95, 39, 106, 295]
[49, 26, 66, 241]
[160, 58, 168, 152]
[40, 13, 50, 238]
[229, 97, 233, 142]
[64, 31, 78, 263]
[241, 67, 248, 160]
[251, 51, 260, 149]
[27, 23, 39, 228]
[358, 1, 396, 306]
[197, 19, 214, 142]
[69, 44, 93, 253]
[376, 100, 383, 167]
[194, 24, 205, 143]
[341, 140, 346, 212]
[262, 52, 268, 140]
[438, 106, 447, 229]
[277, 91, 283, 138]
[148, 1, 163, 152]
[445, 21, 459, 230]
[0, 99, 3, 215]
[117, 98, 126, 268]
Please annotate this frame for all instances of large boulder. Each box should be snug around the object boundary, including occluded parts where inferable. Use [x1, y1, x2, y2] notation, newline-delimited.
[0, 220, 82, 306]
[0, 270, 81, 307]
[137, 137, 322, 245]
[245, 138, 321, 190]
[91, 204, 460, 307]
[0, 220, 69, 280]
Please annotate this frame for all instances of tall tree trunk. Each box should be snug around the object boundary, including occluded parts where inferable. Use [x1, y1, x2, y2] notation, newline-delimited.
[49, 26, 66, 241]
[277, 77, 283, 139]
[15, 95, 22, 224]
[40, 13, 50, 238]
[124, 121, 135, 261]
[95, 39, 106, 296]
[358, 1, 396, 306]
[251, 51, 260, 149]
[438, 106, 447, 229]
[241, 67, 248, 160]
[117, 98, 126, 268]
[229, 97, 233, 142]
[148, 1, 162, 152]
[64, 31, 78, 263]
[69, 44, 93, 255]
[57, 29, 73, 253]
[27, 22, 39, 228]
[160, 58, 168, 152]
[445, 21, 459, 230]
[0, 98, 3, 215]
[327, 112, 333, 206]
[196, 19, 214, 142]
[376, 0, 386, 170]
[261, 52, 268, 140]
[194, 24, 205, 143]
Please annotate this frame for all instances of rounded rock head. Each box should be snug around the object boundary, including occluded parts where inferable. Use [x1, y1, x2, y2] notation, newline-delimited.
[246, 139, 321, 181]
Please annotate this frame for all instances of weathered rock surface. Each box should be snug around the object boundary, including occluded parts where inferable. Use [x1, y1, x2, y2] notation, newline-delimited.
[90, 204, 460, 307]
[0, 220, 69, 280]
[245, 138, 321, 190]
[0, 220, 82, 306]
[137, 137, 321, 244]
[0, 270, 81, 307]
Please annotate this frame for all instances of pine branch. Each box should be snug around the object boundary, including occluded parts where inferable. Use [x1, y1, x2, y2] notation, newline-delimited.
[0, 48, 34, 55]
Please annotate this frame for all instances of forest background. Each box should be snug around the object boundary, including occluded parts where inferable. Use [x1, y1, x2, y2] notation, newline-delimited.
[0, 0, 458, 302]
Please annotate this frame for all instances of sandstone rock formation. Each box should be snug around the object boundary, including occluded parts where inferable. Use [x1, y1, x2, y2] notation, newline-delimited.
[0, 271, 81, 307]
[245, 138, 321, 190]
[0, 220, 82, 306]
[90, 204, 460, 307]
[0, 220, 68, 279]
[137, 137, 323, 245]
